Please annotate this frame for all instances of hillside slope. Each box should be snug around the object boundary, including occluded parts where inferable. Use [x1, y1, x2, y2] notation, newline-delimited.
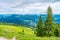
[0, 24, 34, 38]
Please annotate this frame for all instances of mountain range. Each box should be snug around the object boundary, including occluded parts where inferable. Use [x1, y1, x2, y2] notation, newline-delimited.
[0, 14, 60, 27]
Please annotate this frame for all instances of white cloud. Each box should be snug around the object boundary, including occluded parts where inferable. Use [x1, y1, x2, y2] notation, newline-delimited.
[0, 0, 60, 14]
[11, 3, 50, 14]
[50, 2, 60, 14]
[11, 2, 60, 14]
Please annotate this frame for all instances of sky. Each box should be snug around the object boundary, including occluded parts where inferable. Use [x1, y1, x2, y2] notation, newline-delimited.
[0, 0, 60, 14]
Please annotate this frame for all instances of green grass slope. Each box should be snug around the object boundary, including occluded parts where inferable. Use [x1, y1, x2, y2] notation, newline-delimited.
[0, 24, 34, 39]
[0, 24, 60, 40]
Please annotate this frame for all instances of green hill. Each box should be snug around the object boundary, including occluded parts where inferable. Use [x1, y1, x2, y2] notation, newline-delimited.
[0, 24, 34, 39]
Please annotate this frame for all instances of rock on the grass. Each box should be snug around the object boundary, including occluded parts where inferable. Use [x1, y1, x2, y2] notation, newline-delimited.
[11, 36, 16, 40]
[0, 37, 8, 40]
[0, 37, 16, 40]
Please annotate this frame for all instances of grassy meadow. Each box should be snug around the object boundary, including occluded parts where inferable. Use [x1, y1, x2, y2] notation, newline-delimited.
[0, 24, 34, 39]
[0, 24, 60, 40]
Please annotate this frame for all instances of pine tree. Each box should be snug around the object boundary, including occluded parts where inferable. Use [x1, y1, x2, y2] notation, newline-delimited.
[36, 15, 43, 36]
[44, 6, 54, 36]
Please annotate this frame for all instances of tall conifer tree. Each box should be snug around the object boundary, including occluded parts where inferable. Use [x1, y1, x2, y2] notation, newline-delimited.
[45, 6, 54, 36]
[36, 15, 42, 36]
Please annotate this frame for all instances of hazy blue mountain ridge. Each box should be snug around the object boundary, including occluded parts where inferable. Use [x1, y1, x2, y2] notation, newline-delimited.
[0, 14, 60, 27]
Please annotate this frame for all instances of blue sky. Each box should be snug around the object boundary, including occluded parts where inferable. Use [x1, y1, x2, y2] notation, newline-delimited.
[0, 0, 60, 14]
